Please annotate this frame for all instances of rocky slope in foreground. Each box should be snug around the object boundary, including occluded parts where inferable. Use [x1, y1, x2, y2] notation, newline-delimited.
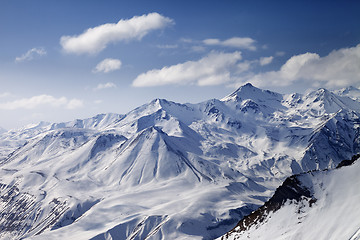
[218, 154, 360, 240]
[0, 84, 359, 239]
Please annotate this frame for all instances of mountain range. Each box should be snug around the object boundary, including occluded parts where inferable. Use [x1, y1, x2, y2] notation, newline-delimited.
[0, 83, 359, 239]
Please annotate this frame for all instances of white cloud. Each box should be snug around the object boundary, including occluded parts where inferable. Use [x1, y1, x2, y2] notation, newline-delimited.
[0, 95, 83, 110]
[132, 51, 242, 87]
[179, 38, 193, 43]
[60, 13, 173, 55]
[66, 99, 84, 109]
[191, 45, 206, 53]
[203, 37, 256, 50]
[15, 48, 46, 62]
[259, 56, 274, 66]
[93, 58, 122, 73]
[94, 82, 117, 90]
[247, 44, 360, 89]
[203, 39, 220, 45]
[237, 62, 251, 73]
[276, 51, 286, 56]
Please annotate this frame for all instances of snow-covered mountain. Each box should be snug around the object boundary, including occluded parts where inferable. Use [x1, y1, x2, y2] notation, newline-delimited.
[0, 127, 6, 134]
[0, 84, 359, 239]
[335, 86, 360, 101]
[218, 154, 360, 240]
[0, 113, 123, 160]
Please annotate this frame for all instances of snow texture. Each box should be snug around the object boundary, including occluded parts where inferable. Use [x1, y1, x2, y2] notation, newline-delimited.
[0, 84, 359, 239]
[219, 156, 360, 240]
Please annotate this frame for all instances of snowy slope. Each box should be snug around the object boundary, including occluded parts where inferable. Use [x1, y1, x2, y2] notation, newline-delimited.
[335, 86, 360, 101]
[0, 113, 123, 160]
[0, 84, 359, 239]
[219, 155, 360, 240]
[0, 127, 6, 134]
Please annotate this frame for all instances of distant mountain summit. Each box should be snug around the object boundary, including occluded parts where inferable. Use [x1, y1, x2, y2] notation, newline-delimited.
[335, 85, 360, 101]
[0, 84, 359, 239]
[0, 127, 6, 134]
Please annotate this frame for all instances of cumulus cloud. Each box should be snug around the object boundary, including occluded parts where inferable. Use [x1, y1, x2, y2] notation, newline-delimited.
[94, 82, 117, 90]
[246, 44, 360, 89]
[93, 58, 122, 73]
[0, 95, 83, 110]
[259, 56, 274, 66]
[15, 48, 46, 62]
[60, 13, 173, 54]
[203, 37, 256, 50]
[132, 51, 242, 87]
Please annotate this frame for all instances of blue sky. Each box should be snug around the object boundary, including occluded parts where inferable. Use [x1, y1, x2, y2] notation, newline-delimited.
[0, 0, 359, 129]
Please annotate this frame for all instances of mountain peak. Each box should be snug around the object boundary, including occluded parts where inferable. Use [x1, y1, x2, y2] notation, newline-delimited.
[242, 82, 255, 88]
[0, 127, 7, 134]
[221, 83, 260, 101]
[221, 83, 282, 106]
[234, 82, 257, 92]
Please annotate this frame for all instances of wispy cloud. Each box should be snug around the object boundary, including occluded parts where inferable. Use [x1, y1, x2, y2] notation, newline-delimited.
[156, 44, 178, 49]
[179, 38, 193, 43]
[276, 51, 286, 56]
[60, 13, 174, 55]
[93, 58, 122, 73]
[247, 44, 360, 89]
[66, 99, 84, 109]
[191, 46, 206, 53]
[94, 82, 117, 90]
[132, 51, 242, 87]
[0, 95, 83, 110]
[203, 37, 256, 50]
[15, 48, 46, 62]
[259, 56, 274, 66]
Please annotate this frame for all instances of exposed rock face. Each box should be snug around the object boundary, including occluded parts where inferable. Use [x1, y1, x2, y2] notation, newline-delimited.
[221, 175, 316, 238]
[0, 183, 68, 239]
[219, 154, 360, 240]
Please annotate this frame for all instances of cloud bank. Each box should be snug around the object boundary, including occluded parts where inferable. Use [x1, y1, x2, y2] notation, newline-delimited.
[248, 44, 360, 89]
[133, 44, 360, 90]
[203, 37, 256, 50]
[60, 13, 173, 54]
[132, 51, 242, 87]
[15, 48, 46, 62]
[93, 58, 122, 73]
[0, 95, 83, 110]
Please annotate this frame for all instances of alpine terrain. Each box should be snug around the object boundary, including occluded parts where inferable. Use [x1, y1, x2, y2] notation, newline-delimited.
[218, 154, 360, 240]
[0, 84, 359, 240]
